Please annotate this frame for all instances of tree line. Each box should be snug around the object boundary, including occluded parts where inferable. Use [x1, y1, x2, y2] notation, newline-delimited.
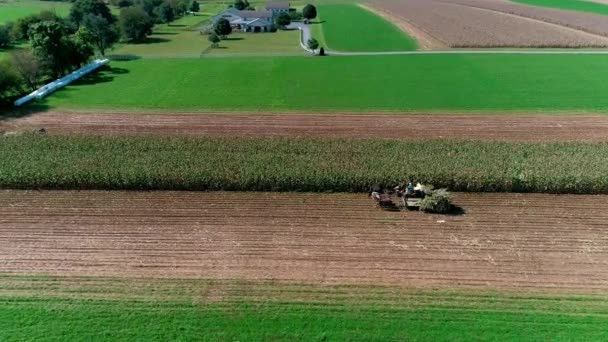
[1, 0, 201, 105]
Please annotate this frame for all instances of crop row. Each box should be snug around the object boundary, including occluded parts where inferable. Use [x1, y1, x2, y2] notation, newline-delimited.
[1, 135, 608, 193]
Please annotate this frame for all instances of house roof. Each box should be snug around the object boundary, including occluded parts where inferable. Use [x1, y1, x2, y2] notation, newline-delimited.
[238, 10, 273, 18]
[265, 1, 290, 10]
[232, 17, 272, 25]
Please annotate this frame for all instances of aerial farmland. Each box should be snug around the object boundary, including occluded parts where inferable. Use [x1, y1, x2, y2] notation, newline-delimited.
[2, 0, 608, 340]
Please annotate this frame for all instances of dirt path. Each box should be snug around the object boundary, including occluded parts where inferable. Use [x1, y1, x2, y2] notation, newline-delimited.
[4, 112, 608, 141]
[1, 190, 607, 291]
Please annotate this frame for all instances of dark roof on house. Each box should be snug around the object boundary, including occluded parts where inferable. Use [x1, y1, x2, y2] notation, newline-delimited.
[265, 1, 290, 10]
[238, 10, 273, 18]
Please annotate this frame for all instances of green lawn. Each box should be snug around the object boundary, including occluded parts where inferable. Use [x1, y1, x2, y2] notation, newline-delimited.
[513, 0, 608, 15]
[2, 283, 608, 341]
[206, 30, 304, 55]
[39, 54, 608, 112]
[312, 4, 417, 51]
[0, 0, 70, 24]
[110, 12, 218, 58]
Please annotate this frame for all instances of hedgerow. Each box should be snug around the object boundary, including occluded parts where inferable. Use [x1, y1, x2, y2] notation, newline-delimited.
[1, 135, 608, 193]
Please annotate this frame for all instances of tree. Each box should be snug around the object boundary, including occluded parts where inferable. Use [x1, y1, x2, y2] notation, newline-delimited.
[70, 0, 115, 26]
[214, 18, 232, 39]
[157, 2, 175, 23]
[0, 60, 23, 105]
[82, 14, 119, 56]
[170, 0, 188, 16]
[10, 49, 43, 92]
[190, 0, 199, 12]
[302, 4, 317, 22]
[307, 37, 319, 54]
[234, 0, 246, 10]
[275, 12, 291, 29]
[208, 32, 220, 47]
[69, 29, 95, 67]
[119, 7, 155, 42]
[29, 21, 94, 77]
[0, 24, 13, 48]
[117, 0, 133, 7]
[29, 21, 70, 77]
[12, 11, 63, 41]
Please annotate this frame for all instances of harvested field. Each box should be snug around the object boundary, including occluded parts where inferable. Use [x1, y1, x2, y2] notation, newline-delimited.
[1, 190, 608, 291]
[368, 0, 608, 48]
[4, 112, 608, 141]
[443, 0, 608, 38]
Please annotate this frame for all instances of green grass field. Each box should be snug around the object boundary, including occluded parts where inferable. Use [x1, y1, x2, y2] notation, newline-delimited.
[110, 15, 214, 58]
[37, 54, 608, 112]
[311, 4, 417, 52]
[206, 30, 304, 55]
[3, 135, 608, 194]
[0, 0, 70, 24]
[2, 276, 608, 341]
[513, 0, 608, 15]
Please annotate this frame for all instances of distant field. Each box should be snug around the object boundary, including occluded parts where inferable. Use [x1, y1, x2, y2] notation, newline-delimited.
[513, 0, 608, 15]
[312, 4, 417, 51]
[370, 0, 608, 48]
[0, 0, 70, 24]
[39, 54, 608, 112]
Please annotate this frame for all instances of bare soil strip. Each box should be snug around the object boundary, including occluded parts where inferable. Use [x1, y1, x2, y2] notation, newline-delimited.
[368, 0, 608, 47]
[4, 112, 608, 141]
[1, 190, 607, 292]
[359, 4, 448, 50]
[441, 0, 608, 38]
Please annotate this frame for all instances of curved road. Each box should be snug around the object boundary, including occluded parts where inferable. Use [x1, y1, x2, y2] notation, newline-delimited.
[289, 22, 608, 55]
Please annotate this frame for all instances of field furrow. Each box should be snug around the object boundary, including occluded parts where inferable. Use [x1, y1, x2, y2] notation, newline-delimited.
[4, 112, 608, 141]
[368, 0, 608, 48]
[1, 190, 607, 292]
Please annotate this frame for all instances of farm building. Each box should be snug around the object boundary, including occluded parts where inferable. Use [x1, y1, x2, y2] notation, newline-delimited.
[212, 9, 275, 32]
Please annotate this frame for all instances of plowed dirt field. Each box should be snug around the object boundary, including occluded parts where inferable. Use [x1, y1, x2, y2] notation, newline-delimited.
[368, 0, 608, 48]
[3, 112, 608, 141]
[1, 190, 607, 291]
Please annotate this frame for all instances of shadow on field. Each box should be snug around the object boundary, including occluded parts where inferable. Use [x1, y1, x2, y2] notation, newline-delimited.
[107, 54, 141, 61]
[137, 37, 171, 44]
[168, 24, 187, 27]
[152, 32, 178, 35]
[445, 205, 466, 216]
[72, 66, 129, 86]
[0, 103, 51, 120]
[222, 37, 244, 41]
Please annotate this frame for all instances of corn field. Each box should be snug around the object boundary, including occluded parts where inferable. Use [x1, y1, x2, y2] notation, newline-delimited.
[1, 135, 608, 193]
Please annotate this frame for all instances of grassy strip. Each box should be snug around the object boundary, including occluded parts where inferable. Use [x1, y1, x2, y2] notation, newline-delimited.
[313, 4, 417, 51]
[0, 0, 70, 24]
[2, 135, 608, 193]
[37, 55, 608, 112]
[513, 0, 608, 16]
[2, 291, 608, 341]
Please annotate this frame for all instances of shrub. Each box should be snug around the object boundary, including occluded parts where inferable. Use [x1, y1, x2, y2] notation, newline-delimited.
[419, 188, 452, 214]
